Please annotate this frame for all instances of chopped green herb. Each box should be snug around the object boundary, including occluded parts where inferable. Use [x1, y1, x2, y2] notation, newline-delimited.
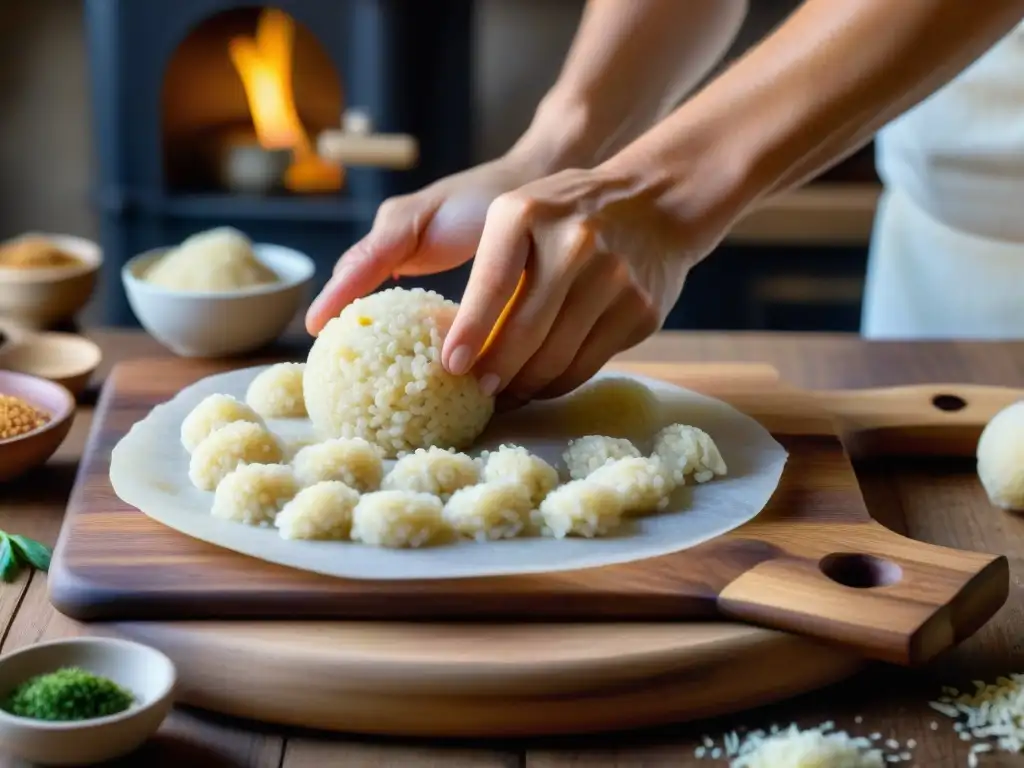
[2, 667, 134, 721]
[0, 530, 52, 584]
[0, 535, 18, 583]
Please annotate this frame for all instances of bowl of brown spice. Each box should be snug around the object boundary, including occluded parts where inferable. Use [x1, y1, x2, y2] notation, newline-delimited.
[0, 371, 75, 483]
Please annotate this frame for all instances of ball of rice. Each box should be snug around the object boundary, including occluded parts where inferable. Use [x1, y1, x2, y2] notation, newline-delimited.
[443, 481, 533, 542]
[303, 287, 495, 458]
[381, 446, 480, 501]
[291, 438, 384, 492]
[563, 436, 641, 480]
[180, 393, 264, 453]
[210, 463, 299, 526]
[652, 423, 728, 484]
[536, 480, 624, 539]
[275, 480, 360, 540]
[557, 376, 661, 439]
[587, 456, 675, 515]
[351, 490, 447, 548]
[480, 444, 559, 506]
[189, 421, 283, 491]
[246, 363, 306, 418]
[144, 227, 278, 292]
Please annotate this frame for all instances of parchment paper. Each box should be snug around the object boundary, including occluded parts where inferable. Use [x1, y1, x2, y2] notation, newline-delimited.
[109, 366, 788, 580]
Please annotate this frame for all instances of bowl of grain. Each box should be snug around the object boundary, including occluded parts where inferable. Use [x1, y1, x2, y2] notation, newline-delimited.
[0, 370, 76, 483]
[122, 227, 315, 358]
[0, 234, 102, 330]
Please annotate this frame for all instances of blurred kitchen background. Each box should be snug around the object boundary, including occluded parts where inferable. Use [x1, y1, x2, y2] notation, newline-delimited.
[0, 0, 879, 332]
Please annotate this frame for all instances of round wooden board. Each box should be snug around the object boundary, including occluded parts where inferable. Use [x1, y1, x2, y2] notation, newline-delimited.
[96, 621, 863, 737]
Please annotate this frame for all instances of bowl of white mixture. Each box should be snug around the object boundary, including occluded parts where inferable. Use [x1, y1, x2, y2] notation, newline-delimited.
[122, 227, 315, 358]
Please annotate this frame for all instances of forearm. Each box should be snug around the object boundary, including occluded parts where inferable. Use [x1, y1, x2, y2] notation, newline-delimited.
[509, 0, 748, 173]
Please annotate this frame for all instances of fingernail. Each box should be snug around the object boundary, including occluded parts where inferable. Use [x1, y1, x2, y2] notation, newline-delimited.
[448, 345, 473, 376]
[478, 373, 501, 397]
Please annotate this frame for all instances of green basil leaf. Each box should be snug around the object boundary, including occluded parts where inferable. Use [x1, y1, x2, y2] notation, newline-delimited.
[0, 537, 21, 583]
[9, 535, 52, 573]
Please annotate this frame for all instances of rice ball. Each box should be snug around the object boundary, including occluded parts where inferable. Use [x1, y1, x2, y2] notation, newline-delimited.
[381, 447, 480, 501]
[652, 424, 728, 484]
[303, 287, 495, 458]
[977, 401, 1024, 510]
[563, 436, 642, 480]
[275, 481, 360, 540]
[189, 421, 283, 491]
[144, 227, 278, 292]
[245, 363, 306, 418]
[480, 444, 559, 506]
[536, 480, 624, 539]
[351, 490, 447, 548]
[210, 463, 299, 526]
[443, 481, 533, 542]
[587, 456, 676, 516]
[557, 376, 661, 439]
[291, 438, 384, 492]
[180, 393, 264, 453]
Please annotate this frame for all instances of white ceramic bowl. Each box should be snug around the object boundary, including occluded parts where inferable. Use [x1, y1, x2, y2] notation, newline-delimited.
[122, 242, 315, 358]
[0, 234, 102, 329]
[0, 638, 176, 766]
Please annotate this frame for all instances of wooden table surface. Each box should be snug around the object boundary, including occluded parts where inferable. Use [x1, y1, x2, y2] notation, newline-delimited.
[3, 329, 1024, 768]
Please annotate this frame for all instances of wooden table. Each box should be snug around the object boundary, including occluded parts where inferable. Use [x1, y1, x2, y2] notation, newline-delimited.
[3, 329, 1024, 768]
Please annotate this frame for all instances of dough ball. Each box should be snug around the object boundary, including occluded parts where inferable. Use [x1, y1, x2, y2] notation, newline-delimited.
[652, 423, 727, 485]
[443, 481, 533, 542]
[557, 376, 661, 439]
[381, 446, 480, 502]
[275, 481, 360, 540]
[245, 363, 306, 418]
[535, 480, 624, 539]
[977, 400, 1024, 510]
[291, 438, 384, 492]
[303, 287, 494, 458]
[479, 444, 559, 506]
[210, 463, 299, 526]
[351, 490, 447, 548]
[563, 436, 642, 480]
[189, 421, 283, 491]
[587, 456, 676, 516]
[144, 227, 278, 292]
[180, 393, 263, 453]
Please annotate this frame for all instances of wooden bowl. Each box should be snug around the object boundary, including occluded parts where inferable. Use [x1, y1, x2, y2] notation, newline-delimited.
[0, 331, 102, 398]
[0, 371, 76, 483]
[0, 234, 102, 330]
[0, 638, 176, 766]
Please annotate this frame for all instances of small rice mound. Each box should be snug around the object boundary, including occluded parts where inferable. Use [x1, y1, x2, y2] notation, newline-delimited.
[275, 480, 360, 540]
[443, 481, 533, 542]
[245, 363, 307, 418]
[189, 421, 283, 491]
[291, 437, 384, 492]
[587, 456, 676, 516]
[144, 227, 278, 292]
[652, 423, 728, 484]
[303, 287, 495, 458]
[536, 480, 624, 539]
[351, 490, 447, 548]
[180, 393, 264, 453]
[210, 463, 299, 526]
[381, 446, 480, 502]
[480, 444, 559, 507]
[557, 376, 661, 439]
[563, 436, 641, 480]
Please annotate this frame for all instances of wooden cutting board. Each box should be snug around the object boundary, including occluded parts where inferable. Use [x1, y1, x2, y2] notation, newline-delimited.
[50, 358, 1017, 667]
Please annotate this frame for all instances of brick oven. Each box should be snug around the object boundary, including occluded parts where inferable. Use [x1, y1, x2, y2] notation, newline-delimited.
[85, 0, 474, 325]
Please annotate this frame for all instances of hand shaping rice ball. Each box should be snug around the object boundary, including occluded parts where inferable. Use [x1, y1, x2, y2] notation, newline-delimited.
[443, 481, 533, 542]
[210, 463, 299, 526]
[291, 437, 384, 492]
[143, 227, 278, 292]
[189, 421, 284, 491]
[303, 287, 495, 458]
[588, 456, 676, 515]
[180, 393, 264, 453]
[976, 400, 1024, 510]
[652, 423, 728, 484]
[381, 446, 480, 501]
[351, 490, 447, 548]
[480, 444, 559, 506]
[536, 480, 624, 539]
[275, 481, 360, 540]
[245, 363, 306, 418]
[563, 436, 642, 480]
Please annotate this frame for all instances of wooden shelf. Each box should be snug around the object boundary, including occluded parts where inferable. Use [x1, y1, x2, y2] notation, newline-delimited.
[728, 184, 881, 246]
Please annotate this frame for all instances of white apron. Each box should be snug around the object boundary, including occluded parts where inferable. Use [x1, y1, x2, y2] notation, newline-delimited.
[862, 22, 1024, 339]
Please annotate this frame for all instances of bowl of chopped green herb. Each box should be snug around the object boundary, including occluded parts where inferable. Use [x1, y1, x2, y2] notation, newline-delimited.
[0, 637, 176, 765]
